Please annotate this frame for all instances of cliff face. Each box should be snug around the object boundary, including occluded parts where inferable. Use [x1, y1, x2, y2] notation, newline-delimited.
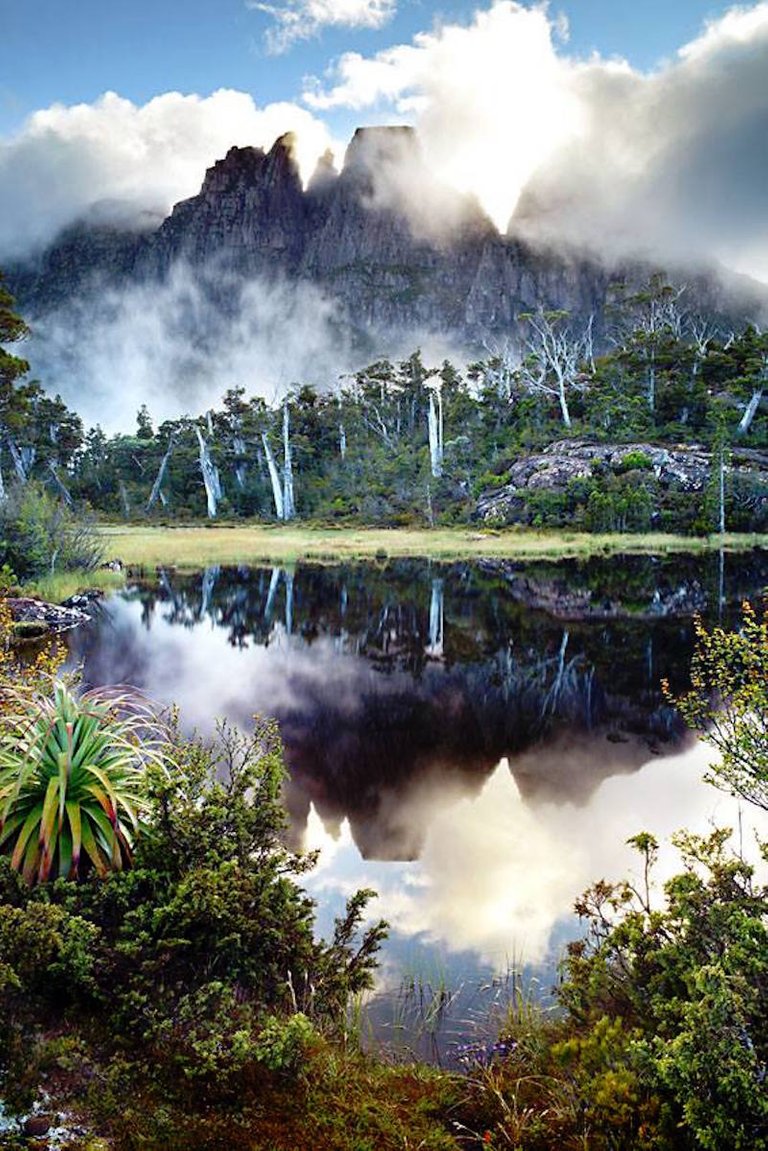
[9, 126, 767, 353]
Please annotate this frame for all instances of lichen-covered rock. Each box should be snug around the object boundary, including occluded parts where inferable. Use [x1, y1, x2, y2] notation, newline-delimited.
[476, 559, 708, 620]
[476, 440, 768, 524]
[6, 596, 91, 634]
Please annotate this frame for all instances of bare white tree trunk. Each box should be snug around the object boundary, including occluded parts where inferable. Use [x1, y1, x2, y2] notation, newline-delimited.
[284, 567, 294, 634]
[738, 388, 763, 435]
[262, 434, 284, 520]
[282, 402, 295, 521]
[119, 480, 131, 518]
[200, 565, 220, 618]
[518, 309, 592, 429]
[481, 337, 518, 401]
[427, 387, 444, 478]
[232, 436, 247, 490]
[147, 433, 176, 511]
[195, 426, 222, 519]
[7, 437, 33, 484]
[48, 462, 73, 505]
[264, 566, 281, 621]
[557, 375, 572, 429]
[339, 422, 347, 460]
[427, 577, 444, 657]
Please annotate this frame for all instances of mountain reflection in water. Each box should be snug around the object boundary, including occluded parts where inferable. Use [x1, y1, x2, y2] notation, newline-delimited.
[70, 554, 768, 998]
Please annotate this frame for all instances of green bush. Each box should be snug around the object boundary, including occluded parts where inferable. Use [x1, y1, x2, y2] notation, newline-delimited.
[0, 482, 103, 580]
[0, 714, 387, 1120]
[613, 450, 654, 474]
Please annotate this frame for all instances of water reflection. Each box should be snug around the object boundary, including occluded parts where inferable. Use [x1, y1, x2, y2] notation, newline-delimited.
[71, 553, 768, 1023]
[302, 741, 768, 969]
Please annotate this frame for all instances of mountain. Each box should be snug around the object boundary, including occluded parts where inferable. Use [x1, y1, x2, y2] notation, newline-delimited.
[7, 126, 768, 398]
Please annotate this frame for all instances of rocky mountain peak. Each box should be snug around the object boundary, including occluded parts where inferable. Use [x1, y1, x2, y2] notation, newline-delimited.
[343, 125, 419, 172]
[199, 145, 268, 197]
[307, 148, 338, 197]
[9, 124, 768, 379]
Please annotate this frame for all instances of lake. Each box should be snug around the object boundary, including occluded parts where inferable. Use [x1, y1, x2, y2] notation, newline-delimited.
[69, 549, 768, 1061]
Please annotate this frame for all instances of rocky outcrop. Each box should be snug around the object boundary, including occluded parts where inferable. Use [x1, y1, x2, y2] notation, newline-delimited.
[6, 596, 93, 635]
[476, 440, 768, 524]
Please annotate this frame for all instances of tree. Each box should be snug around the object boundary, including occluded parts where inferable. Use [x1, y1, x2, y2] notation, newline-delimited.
[722, 326, 768, 437]
[517, 308, 594, 429]
[667, 600, 768, 810]
[136, 404, 154, 441]
[608, 274, 686, 413]
[0, 275, 34, 498]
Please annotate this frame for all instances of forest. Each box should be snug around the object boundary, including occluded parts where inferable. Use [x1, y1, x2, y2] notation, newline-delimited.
[1, 273, 767, 583]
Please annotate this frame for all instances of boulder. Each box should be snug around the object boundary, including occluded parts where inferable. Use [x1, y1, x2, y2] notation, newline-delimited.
[477, 439, 768, 524]
[6, 596, 91, 635]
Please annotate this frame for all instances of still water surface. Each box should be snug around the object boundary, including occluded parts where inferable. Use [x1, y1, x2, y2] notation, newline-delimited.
[70, 551, 768, 1059]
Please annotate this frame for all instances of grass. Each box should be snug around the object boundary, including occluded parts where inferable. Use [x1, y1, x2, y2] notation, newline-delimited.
[80, 1044, 464, 1151]
[96, 523, 768, 569]
[21, 569, 125, 604]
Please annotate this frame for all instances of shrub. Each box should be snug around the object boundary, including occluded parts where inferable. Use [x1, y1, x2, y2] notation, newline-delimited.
[0, 482, 103, 580]
[613, 450, 654, 474]
[0, 715, 387, 1116]
[0, 681, 165, 883]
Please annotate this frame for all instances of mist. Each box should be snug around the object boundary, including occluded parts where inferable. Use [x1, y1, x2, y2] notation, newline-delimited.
[26, 265, 355, 431]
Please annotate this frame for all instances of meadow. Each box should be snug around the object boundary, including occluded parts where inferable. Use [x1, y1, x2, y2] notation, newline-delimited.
[96, 523, 768, 569]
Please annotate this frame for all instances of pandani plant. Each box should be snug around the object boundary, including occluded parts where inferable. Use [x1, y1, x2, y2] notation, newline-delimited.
[0, 680, 165, 884]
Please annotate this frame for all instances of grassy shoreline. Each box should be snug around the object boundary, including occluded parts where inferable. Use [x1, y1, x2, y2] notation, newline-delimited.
[97, 523, 768, 568]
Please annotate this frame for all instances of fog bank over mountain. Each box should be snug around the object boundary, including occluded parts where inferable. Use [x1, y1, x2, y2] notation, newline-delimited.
[4, 3, 768, 279]
[8, 119, 768, 431]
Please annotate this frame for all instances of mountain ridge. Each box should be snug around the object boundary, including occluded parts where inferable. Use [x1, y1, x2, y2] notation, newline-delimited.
[7, 126, 768, 367]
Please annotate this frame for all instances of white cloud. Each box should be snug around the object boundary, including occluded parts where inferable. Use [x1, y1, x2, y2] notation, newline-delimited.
[305, 2, 581, 232]
[0, 89, 334, 261]
[304, 0, 768, 279]
[249, 0, 396, 55]
[4, 2, 768, 281]
[303, 742, 768, 967]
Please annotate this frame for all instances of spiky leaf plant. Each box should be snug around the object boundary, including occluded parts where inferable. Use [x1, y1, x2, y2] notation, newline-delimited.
[0, 681, 164, 884]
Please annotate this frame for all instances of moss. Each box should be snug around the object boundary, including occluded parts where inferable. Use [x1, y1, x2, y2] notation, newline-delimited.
[10, 620, 51, 640]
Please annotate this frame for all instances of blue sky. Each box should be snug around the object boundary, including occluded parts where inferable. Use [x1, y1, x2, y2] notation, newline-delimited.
[0, 0, 735, 137]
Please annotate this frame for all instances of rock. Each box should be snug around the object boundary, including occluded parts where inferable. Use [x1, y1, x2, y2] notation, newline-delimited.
[476, 559, 707, 620]
[476, 439, 768, 524]
[5, 596, 91, 634]
[11, 619, 51, 639]
[9, 128, 767, 391]
[61, 588, 105, 609]
[23, 1114, 53, 1137]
